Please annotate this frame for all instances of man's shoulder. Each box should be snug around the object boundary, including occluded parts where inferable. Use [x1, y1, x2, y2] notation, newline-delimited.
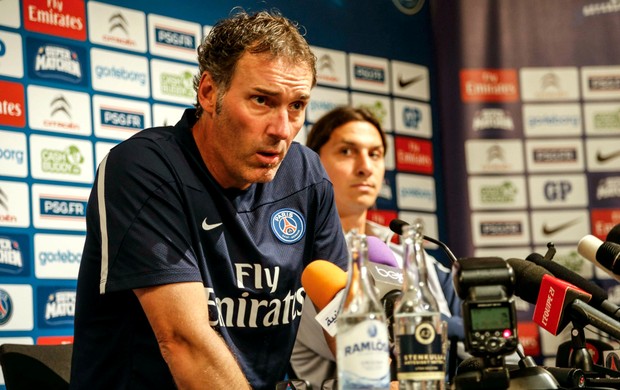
[280, 143, 327, 180]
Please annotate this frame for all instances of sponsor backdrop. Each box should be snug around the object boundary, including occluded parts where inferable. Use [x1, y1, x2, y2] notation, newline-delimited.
[432, 0, 620, 366]
[0, 0, 440, 385]
[3, 0, 619, 381]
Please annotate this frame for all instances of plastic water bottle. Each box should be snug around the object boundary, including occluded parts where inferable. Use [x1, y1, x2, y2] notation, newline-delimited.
[393, 220, 446, 390]
[336, 230, 391, 390]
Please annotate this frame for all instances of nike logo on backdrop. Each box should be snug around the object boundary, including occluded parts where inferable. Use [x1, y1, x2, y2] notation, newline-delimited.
[542, 218, 581, 236]
[398, 74, 424, 88]
[596, 150, 620, 163]
[202, 218, 222, 231]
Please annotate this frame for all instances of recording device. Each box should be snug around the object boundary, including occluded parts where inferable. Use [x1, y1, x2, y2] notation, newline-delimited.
[578, 234, 620, 283]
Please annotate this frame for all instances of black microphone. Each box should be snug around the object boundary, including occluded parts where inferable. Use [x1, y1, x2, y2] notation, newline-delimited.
[526, 251, 620, 320]
[389, 218, 458, 264]
[509, 258, 620, 340]
[505, 258, 552, 303]
[607, 223, 620, 245]
[578, 234, 620, 283]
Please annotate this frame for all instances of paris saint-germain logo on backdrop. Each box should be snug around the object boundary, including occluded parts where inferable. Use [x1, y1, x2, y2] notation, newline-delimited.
[270, 208, 305, 244]
[0, 288, 13, 325]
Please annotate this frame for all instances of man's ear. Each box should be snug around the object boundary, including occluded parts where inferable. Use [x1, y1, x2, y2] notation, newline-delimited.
[197, 72, 217, 115]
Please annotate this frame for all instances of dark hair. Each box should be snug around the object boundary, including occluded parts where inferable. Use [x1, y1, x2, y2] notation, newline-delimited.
[193, 8, 317, 117]
[306, 106, 386, 154]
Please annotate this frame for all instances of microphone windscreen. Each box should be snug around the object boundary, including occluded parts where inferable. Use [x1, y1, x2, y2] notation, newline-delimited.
[366, 236, 399, 268]
[301, 260, 347, 310]
[389, 219, 408, 235]
[607, 223, 620, 245]
[527, 251, 608, 306]
[577, 234, 602, 267]
[507, 258, 552, 304]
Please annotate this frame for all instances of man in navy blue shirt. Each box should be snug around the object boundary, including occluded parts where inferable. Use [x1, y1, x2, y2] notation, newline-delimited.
[71, 9, 348, 390]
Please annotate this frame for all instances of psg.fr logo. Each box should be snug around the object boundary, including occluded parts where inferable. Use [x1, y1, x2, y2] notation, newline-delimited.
[270, 208, 305, 244]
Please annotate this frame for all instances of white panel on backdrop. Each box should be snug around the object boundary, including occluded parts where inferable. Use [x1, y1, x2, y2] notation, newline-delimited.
[148, 14, 200, 63]
[465, 139, 524, 174]
[88, 1, 147, 53]
[468, 175, 528, 210]
[311, 46, 348, 88]
[202, 25, 213, 40]
[474, 247, 531, 259]
[393, 98, 432, 138]
[390, 60, 429, 101]
[152, 103, 188, 127]
[528, 174, 588, 208]
[0, 130, 27, 178]
[151, 59, 197, 106]
[0, 31, 23, 78]
[0, 180, 29, 228]
[583, 102, 620, 136]
[30, 134, 94, 184]
[94, 141, 118, 168]
[92, 94, 151, 140]
[530, 209, 589, 245]
[351, 92, 393, 131]
[34, 233, 85, 280]
[27, 85, 92, 136]
[471, 211, 530, 246]
[519, 67, 580, 101]
[581, 66, 620, 101]
[306, 86, 349, 123]
[90, 48, 150, 98]
[31, 184, 90, 231]
[525, 138, 584, 173]
[395, 173, 436, 212]
[348, 53, 390, 94]
[0, 0, 20, 28]
[0, 285, 33, 331]
[586, 137, 620, 172]
[522, 103, 582, 137]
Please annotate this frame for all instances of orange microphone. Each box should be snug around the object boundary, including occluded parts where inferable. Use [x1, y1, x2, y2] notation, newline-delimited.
[301, 260, 347, 310]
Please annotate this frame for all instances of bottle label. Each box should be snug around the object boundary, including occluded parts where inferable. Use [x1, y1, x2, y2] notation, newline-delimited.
[396, 321, 445, 380]
[337, 319, 391, 389]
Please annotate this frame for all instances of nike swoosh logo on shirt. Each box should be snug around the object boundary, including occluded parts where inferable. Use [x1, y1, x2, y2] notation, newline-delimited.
[596, 150, 620, 163]
[202, 218, 222, 231]
[542, 218, 581, 236]
[398, 74, 424, 88]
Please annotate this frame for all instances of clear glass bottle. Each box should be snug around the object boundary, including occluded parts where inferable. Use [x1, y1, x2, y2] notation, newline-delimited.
[336, 230, 391, 390]
[393, 221, 446, 390]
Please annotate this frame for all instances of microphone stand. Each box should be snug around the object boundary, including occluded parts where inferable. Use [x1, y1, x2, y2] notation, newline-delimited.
[565, 321, 620, 388]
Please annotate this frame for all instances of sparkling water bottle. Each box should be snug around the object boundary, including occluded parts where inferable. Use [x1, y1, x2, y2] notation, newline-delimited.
[336, 230, 391, 390]
[393, 220, 446, 390]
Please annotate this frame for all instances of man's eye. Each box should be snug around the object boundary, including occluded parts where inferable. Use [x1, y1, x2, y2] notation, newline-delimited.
[253, 96, 267, 105]
[290, 102, 305, 111]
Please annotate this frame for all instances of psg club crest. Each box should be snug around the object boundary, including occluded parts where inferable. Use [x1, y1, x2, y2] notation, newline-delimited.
[0, 288, 13, 325]
[270, 208, 305, 244]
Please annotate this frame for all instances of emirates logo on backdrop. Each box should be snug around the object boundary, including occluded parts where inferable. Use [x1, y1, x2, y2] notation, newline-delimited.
[23, 0, 86, 41]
